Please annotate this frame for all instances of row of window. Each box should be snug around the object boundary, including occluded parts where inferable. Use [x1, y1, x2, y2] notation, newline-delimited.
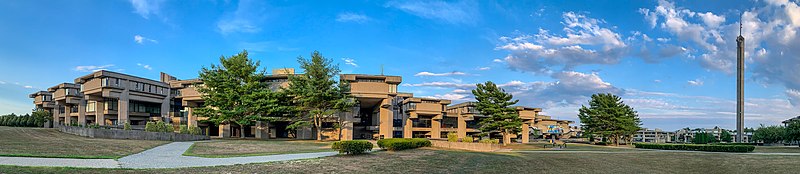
[356, 78, 384, 83]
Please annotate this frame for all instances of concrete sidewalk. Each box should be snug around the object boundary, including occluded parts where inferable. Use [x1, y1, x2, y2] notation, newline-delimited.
[0, 141, 339, 169]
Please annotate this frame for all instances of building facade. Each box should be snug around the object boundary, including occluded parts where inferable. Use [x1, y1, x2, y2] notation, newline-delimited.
[633, 128, 674, 143]
[33, 69, 578, 142]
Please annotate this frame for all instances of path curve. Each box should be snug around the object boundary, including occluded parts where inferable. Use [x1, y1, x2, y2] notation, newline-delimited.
[0, 141, 338, 169]
[118, 141, 337, 169]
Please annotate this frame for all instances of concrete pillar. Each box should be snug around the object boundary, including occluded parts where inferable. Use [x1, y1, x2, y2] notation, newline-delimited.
[53, 104, 61, 126]
[404, 118, 413, 138]
[95, 100, 105, 126]
[378, 98, 392, 139]
[118, 98, 129, 125]
[431, 115, 441, 139]
[219, 124, 231, 138]
[522, 122, 530, 143]
[77, 100, 87, 126]
[64, 104, 72, 125]
[255, 121, 269, 140]
[187, 107, 196, 127]
[160, 96, 170, 124]
[457, 114, 467, 139]
[341, 121, 353, 140]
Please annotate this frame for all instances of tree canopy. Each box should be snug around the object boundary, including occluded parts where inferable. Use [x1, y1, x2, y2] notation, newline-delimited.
[195, 50, 295, 137]
[786, 120, 800, 146]
[752, 124, 785, 144]
[286, 51, 354, 141]
[720, 129, 733, 143]
[472, 81, 522, 145]
[692, 132, 719, 144]
[577, 93, 641, 146]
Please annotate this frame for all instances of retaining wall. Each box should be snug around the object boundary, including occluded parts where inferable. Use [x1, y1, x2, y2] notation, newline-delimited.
[58, 126, 209, 141]
[430, 140, 505, 152]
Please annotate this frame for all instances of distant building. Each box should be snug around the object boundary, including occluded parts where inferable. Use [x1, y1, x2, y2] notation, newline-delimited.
[633, 128, 673, 143]
[672, 127, 751, 143]
[783, 116, 800, 126]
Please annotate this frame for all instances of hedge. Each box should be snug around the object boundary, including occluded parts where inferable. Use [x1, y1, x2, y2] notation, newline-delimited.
[447, 133, 458, 142]
[377, 138, 431, 151]
[633, 143, 755, 153]
[331, 140, 373, 154]
[479, 139, 499, 144]
[0, 114, 47, 127]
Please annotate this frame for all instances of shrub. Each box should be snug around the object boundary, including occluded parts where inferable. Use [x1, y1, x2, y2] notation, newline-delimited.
[479, 139, 499, 144]
[595, 141, 612, 146]
[376, 138, 431, 151]
[145, 122, 156, 132]
[462, 136, 474, 143]
[633, 143, 755, 153]
[179, 125, 189, 134]
[447, 133, 458, 142]
[331, 140, 373, 154]
[189, 126, 202, 135]
[123, 122, 131, 130]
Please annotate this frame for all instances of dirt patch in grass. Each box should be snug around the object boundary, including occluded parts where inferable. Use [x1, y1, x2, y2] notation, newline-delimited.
[184, 139, 333, 158]
[0, 126, 167, 159]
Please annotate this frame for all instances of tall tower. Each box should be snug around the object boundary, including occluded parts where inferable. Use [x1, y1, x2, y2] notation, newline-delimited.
[736, 22, 745, 142]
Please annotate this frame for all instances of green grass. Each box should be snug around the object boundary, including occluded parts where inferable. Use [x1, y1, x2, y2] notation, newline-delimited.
[1, 148, 800, 173]
[182, 139, 334, 158]
[753, 146, 800, 153]
[508, 142, 640, 151]
[0, 126, 167, 159]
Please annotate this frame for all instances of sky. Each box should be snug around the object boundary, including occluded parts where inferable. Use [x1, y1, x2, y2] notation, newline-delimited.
[1, 0, 799, 131]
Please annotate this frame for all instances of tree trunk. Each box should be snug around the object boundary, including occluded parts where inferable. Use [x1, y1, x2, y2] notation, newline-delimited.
[315, 115, 322, 141]
[502, 129, 510, 146]
[240, 125, 246, 138]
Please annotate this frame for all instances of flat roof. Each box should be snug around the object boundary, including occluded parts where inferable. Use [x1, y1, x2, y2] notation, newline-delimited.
[75, 70, 167, 87]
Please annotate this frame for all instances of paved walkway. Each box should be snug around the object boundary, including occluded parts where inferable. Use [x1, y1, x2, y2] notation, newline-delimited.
[0, 141, 338, 169]
[118, 141, 338, 169]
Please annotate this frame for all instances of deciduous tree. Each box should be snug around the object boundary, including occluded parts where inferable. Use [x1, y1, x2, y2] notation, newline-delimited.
[752, 124, 785, 144]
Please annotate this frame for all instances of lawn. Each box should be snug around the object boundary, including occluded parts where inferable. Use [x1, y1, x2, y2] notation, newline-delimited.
[2, 147, 799, 173]
[0, 126, 167, 159]
[507, 142, 641, 151]
[753, 146, 800, 153]
[183, 139, 333, 158]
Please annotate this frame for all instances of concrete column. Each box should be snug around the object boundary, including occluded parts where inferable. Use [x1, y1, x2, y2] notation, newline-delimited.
[219, 124, 231, 138]
[404, 118, 413, 138]
[522, 122, 530, 143]
[160, 97, 170, 124]
[187, 107, 196, 127]
[64, 104, 72, 125]
[95, 100, 105, 126]
[431, 115, 441, 139]
[457, 114, 467, 139]
[341, 121, 353, 140]
[78, 100, 87, 125]
[53, 104, 61, 126]
[255, 121, 269, 140]
[118, 98, 129, 125]
[378, 98, 392, 139]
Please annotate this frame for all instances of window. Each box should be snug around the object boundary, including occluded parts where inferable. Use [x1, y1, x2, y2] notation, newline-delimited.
[356, 78, 384, 83]
[441, 117, 457, 128]
[102, 78, 108, 87]
[105, 99, 118, 110]
[404, 103, 416, 110]
[412, 117, 431, 128]
[86, 101, 96, 112]
[70, 106, 78, 113]
[389, 84, 397, 93]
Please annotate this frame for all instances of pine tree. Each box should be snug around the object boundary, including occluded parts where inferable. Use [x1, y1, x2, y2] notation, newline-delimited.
[195, 50, 295, 138]
[720, 129, 733, 143]
[471, 81, 522, 145]
[286, 51, 354, 141]
[578, 93, 641, 146]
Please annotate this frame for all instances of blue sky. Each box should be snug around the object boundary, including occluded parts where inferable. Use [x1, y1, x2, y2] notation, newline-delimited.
[1, 0, 799, 131]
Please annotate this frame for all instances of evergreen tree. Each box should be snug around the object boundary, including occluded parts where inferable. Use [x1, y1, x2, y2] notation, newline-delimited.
[692, 132, 718, 144]
[195, 50, 295, 138]
[471, 81, 522, 145]
[578, 93, 641, 146]
[286, 51, 354, 141]
[786, 120, 800, 147]
[720, 129, 733, 143]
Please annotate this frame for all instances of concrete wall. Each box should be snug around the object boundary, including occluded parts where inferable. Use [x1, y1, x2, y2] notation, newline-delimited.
[430, 140, 504, 152]
[58, 126, 209, 141]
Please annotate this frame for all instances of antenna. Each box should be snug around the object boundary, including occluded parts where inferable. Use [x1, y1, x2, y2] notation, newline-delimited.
[380, 64, 384, 75]
[739, 19, 743, 36]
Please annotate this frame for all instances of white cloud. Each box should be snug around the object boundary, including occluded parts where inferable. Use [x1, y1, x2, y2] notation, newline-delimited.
[134, 35, 158, 44]
[654, 79, 662, 83]
[687, 79, 704, 86]
[0, 81, 5, 84]
[656, 38, 670, 42]
[492, 59, 503, 63]
[497, 12, 627, 74]
[422, 93, 468, 101]
[336, 12, 371, 23]
[136, 63, 152, 70]
[386, 0, 479, 25]
[402, 81, 474, 89]
[23, 86, 33, 89]
[74, 64, 114, 72]
[342, 58, 358, 67]
[477, 67, 491, 70]
[786, 89, 800, 107]
[414, 71, 467, 77]
[129, 0, 163, 19]
[217, 0, 268, 34]
[697, 12, 725, 28]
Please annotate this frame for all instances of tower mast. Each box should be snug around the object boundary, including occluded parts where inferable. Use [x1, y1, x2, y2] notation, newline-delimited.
[736, 21, 745, 142]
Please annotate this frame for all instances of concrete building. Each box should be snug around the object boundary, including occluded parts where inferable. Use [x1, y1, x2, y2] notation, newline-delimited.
[29, 91, 55, 127]
[35, 69, 578, 143]
[633, 128, 673, 143]
[673, 127, 751, 143]
[783, 116, 800, 126]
